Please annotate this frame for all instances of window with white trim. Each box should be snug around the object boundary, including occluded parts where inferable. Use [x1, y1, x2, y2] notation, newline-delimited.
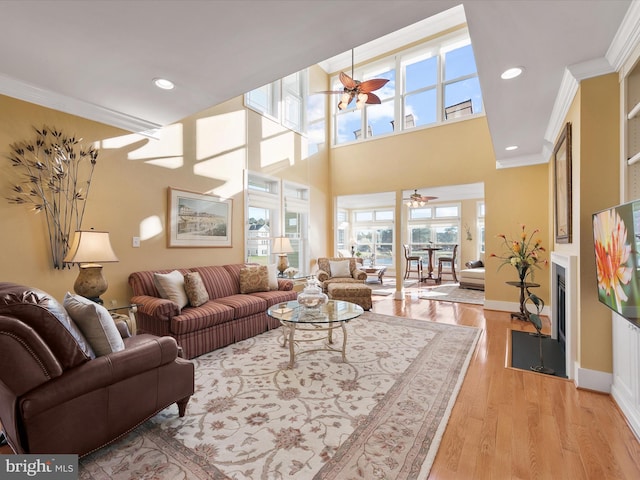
[246, 172, 309, 273]
[351, 208, 395, 267]
[245, 70, 308, 134]
[333, 29, 482, 145]
[407, 203, 460, 267]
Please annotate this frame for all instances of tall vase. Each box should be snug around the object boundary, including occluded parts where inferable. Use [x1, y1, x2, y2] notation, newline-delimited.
[518, 266, 529, 285]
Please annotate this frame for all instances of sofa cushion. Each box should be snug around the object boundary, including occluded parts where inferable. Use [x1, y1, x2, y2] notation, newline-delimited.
[239, 266, 270, 293]
[192, 265, 239, 299]
[184, 272, 209, 307]
[215, 294, 268, 318]
[329, 260, 352, 278]
[251, 289, 298, 307]
[63, 293, 125, 356]
[170, 302, 235, 335]
[153, 270, 189, 310]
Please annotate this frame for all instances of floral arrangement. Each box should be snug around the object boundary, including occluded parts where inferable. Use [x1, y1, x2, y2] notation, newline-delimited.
[5, 126, 98, 268]
[490, 224, 547, 283]
[284, 267, 299, 278]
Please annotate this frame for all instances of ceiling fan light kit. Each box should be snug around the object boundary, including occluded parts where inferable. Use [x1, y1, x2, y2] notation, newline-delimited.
[405, 189, 437, 208]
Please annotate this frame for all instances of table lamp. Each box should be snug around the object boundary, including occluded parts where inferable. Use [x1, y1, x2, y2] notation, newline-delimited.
[64, 230, 119, 304]
[272, 237, 293, 276]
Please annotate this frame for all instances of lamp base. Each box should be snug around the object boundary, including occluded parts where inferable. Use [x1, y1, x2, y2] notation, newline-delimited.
[74, 264, 108, 303]
[277, 254, 289, 277]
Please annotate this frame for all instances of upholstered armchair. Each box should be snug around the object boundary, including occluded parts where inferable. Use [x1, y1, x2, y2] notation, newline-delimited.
[0, 282, 194, 456]
[316, 257, 367, 292]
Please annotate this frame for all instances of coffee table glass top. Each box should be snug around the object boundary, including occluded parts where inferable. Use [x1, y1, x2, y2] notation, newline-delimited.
[267, 300, 363, 324]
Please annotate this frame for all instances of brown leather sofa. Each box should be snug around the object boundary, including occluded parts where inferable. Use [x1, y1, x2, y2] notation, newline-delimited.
[0, 282, 194, 456]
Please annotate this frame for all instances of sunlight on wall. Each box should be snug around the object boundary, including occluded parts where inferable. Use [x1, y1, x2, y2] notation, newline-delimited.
[260, 128, 295, 168]
[139, 215, 164, 241]
[99, 124, 184, 169]
[196, 111, 246, 159]
[194, 149, 246, 199]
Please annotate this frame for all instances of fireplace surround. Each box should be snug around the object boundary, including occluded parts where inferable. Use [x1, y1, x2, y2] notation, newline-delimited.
[551, 252, 577, 380]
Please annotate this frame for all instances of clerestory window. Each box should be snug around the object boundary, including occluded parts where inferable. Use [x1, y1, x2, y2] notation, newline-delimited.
[333, 29, 483, 146]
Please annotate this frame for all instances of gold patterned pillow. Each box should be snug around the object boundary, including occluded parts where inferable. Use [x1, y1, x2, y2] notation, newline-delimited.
[184, 272, 209, 307]
[239, 266, 270, 293]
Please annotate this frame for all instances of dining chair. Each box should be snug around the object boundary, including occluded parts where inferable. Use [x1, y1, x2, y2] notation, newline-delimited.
[437, 244, 458, 283]
[403, 244, 423, 280]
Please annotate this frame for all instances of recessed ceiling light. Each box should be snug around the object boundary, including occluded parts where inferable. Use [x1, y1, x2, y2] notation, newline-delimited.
[505, 145, 518, 151]
[501, 67, 524, 80]
[153, 78, 175, 90]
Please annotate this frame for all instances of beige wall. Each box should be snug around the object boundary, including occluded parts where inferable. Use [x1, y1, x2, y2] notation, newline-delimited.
[0, 92, 329, 305]
[330, 115, 551, 303]
[1, 72, 621, 376]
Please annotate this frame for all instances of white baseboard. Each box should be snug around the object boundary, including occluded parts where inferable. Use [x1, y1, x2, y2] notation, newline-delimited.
[574, 363, 612, 393]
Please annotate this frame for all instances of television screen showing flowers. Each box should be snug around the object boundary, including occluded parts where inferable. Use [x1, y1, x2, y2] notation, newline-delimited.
[593, 200, 640, 323]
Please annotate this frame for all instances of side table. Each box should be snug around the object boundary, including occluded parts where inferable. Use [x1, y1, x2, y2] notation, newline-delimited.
[107, 304, 138, 335]
[505, 281, 540, 321]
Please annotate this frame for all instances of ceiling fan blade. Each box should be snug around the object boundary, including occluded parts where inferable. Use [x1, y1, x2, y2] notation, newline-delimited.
[364, 92, 382, 105]
[358, 78, 389, 93]
[315, 90, 348, 95]
[339, 71, 358, 90]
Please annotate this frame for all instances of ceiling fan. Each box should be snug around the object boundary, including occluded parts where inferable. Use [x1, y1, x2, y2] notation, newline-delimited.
[319, 49, 390, 110]
[404, 189, 438, 207]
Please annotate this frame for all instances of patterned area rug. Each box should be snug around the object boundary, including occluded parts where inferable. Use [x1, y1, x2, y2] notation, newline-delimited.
[419, 284, 484, 305]
[370, 279, 418, 295]
[80, 313, 480, 480]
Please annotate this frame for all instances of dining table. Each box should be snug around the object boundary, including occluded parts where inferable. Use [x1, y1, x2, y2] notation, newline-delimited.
[419, 246, 442, 282]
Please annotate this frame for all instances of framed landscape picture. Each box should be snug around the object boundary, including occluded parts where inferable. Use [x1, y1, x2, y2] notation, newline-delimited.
[554, 122, 572, 243]
[167, 187, 232, 247]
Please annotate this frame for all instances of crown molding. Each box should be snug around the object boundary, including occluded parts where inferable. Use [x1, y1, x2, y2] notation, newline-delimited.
[607, 0, 640, 74]
[495, 152, 547, 170]
[541, 1, 640, 163]
[0, 73, 161, 133]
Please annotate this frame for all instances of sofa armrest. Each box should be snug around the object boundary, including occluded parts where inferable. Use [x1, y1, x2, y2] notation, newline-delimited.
[131, 295, 179, 321]
[277, 279, 294, 291]
[352, 269, 367, 281]
[20, 335, 183, 417]
[316, 269, 329, 283]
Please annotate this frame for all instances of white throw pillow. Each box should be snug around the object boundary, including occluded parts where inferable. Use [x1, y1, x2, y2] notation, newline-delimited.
[63, 293, 125, 357]
[153, 270, 189, 310]
[267, 264, 279, 290]
[329, 260, 352, 278]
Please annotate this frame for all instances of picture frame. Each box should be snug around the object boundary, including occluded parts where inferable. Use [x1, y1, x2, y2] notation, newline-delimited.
[167, 187, 232, 247]
[554, 122, 572, 243]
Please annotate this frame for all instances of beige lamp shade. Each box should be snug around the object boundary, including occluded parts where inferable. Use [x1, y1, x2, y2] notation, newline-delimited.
[64, 230, 118, 303]
[271, 237, 293, 254]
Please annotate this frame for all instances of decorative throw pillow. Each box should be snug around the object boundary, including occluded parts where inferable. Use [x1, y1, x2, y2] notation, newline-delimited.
[267, 264, 279, 290]
[63, 293, 125, 357]
[184, 272, 209, 307]
[466, 260, 484, 269]
[239, 266, 270, 293]
[329, 260, 352, 278]
[153, 270, 189, 310]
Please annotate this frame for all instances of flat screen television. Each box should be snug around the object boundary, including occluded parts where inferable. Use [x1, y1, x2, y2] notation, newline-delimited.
[593, 199, 640, 326]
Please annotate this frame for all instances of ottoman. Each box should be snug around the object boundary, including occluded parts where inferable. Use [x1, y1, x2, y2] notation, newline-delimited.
[327, 283, 373, 311]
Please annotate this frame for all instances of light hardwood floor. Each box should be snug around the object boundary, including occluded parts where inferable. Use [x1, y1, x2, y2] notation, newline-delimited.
[371, 282, 640, 480]
[3, 282, 640, 479]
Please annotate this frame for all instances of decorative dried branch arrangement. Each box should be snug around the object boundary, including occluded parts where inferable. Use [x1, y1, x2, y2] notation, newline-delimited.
[5, 126, 98, 268]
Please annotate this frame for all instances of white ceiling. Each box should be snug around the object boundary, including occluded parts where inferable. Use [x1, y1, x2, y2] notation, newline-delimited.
[0, 1, 635, 169]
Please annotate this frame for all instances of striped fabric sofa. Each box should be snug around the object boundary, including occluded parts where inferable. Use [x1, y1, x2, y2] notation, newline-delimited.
[129, 264, 297, 359]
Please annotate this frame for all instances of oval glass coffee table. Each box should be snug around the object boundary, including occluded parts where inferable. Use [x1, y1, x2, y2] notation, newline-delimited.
[267, 300, 364, 368]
